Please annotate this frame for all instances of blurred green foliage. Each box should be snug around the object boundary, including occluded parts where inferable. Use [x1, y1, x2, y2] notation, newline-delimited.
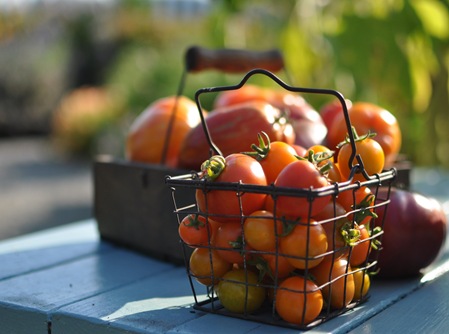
[1, 0, 449, 167]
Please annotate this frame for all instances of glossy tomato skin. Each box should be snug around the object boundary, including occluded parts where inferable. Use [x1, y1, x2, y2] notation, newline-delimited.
[274, 160, 331, 218]
[279, 220, 328, 270]
[275, 276, 323, 325]
[313, 201, 350, 261]
[243, 210, 282, 252]
[195, 153, 267, 223]
[327, 102, 401, 167]
[189, 247, 232, 286]
[217, 269, 266, 314]
[319, 99, 352, 131]
[178, 214, 219, 248]
[126, 96, 201, 168]
[337, 138, 385, 182]
[374, 187, 448, 279]
[178, 101, 294, 170]
[212, 221, 253, 265]
[257, 141, 298, 185]
[310, 257, 355, 309]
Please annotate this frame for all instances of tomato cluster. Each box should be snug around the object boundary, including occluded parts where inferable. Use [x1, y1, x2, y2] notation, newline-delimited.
[178, 131, 385, 327]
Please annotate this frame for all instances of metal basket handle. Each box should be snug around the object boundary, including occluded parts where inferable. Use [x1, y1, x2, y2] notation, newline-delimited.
[194, 68, 361, 178]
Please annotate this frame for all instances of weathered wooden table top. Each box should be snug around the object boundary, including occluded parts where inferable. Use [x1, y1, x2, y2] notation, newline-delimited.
[1, 167, 448, 334]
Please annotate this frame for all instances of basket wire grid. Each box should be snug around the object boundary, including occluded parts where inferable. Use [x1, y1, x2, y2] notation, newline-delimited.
[166, 68, 397, 330]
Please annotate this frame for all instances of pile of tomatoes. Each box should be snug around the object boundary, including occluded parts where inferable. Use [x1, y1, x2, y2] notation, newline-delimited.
[178, 126, 392, 326]
[129, 83, 403, 326]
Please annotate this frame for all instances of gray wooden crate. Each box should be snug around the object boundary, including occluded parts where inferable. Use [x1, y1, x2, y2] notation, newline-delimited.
[94, 158, 195, 265]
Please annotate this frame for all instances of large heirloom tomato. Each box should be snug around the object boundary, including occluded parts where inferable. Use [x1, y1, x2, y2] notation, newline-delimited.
[195, 154, 267, 223]
[374, 187, 447, 278]
[327, 102, 401, 167]
[274, 160, 331, 218]
[178, 101, 295, 170]
[275, 276, 323, 325]
[126, 96, 201, 168]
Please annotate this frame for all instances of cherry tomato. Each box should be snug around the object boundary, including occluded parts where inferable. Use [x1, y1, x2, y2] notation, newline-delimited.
[275, 276, 323, 325]
[313, 201, 350, 261]
[212, 221, 253, 265]
[243, 210, 283, 252]
[246, 133, 298, 185]
[217, 269, 266, 314]
[178, 214, 219, 248]
[189, 247, 232, 286]
[195, 154, 267, 223]
[279, 219, 328, 270]
[327, 102, 401, 167]
[259, 252, 295, 280]
[310, 257, 355, 309]
[352, 268, 370, 300]
[126, 96, 202, 168]
[337, 135, 385, 182]
[349, 224, 371, 267]
[305, 144, 334, 164]
[274, 160, 331, 218]
[337, 186, 376, 226]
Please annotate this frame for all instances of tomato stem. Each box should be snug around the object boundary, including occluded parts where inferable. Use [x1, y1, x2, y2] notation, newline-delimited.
[242, 131, 271, 160]
[200, 155, 226, 181]
[336, 126, 377, 149]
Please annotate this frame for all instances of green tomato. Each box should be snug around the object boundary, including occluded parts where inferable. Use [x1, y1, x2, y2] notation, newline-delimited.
[217, 269, 266, 314]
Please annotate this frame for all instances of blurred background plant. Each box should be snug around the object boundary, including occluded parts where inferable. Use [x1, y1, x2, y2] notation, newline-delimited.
[1, 0, 448, 167]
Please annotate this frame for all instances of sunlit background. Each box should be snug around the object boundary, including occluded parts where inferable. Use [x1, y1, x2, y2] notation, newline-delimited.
[1, 0, 449, 165]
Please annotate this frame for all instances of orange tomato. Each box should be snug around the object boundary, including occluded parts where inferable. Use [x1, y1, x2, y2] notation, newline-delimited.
[275, 276, 323, 325]
[126, 96, 202, 168]
[327, 102, 401, 167]
[311, 257, 355, 309]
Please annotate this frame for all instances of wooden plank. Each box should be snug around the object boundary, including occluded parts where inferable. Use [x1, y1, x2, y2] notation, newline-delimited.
[52, 266, 204, 334]
[349, 269, 449, 333]
[0, 219, 110, 280]
[0, 247, 176, 333]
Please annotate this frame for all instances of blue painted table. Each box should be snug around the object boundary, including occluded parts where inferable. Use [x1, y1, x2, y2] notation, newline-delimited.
[1, 168, 448, 334]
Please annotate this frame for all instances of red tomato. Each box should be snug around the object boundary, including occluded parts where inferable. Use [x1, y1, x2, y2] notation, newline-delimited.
[275, 276, 323, 325]
[189, 247, 232, 286]
[319, 98, 352, 131]
[337, 135, 385, 182]
[311, 257, 355, 309]
[126, 96, 201, 168]
[327, 102, 401, 167]
[274, 160, 331, 218]
[178, 101, 295, 170]
[212, 221, 253, 265]
[195, 154, 267, 223]
[178, 214, 219, 248]
[279, 220, 328, 269]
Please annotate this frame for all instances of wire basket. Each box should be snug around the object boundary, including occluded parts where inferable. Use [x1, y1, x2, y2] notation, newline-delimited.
[166, 68, 396, 330]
